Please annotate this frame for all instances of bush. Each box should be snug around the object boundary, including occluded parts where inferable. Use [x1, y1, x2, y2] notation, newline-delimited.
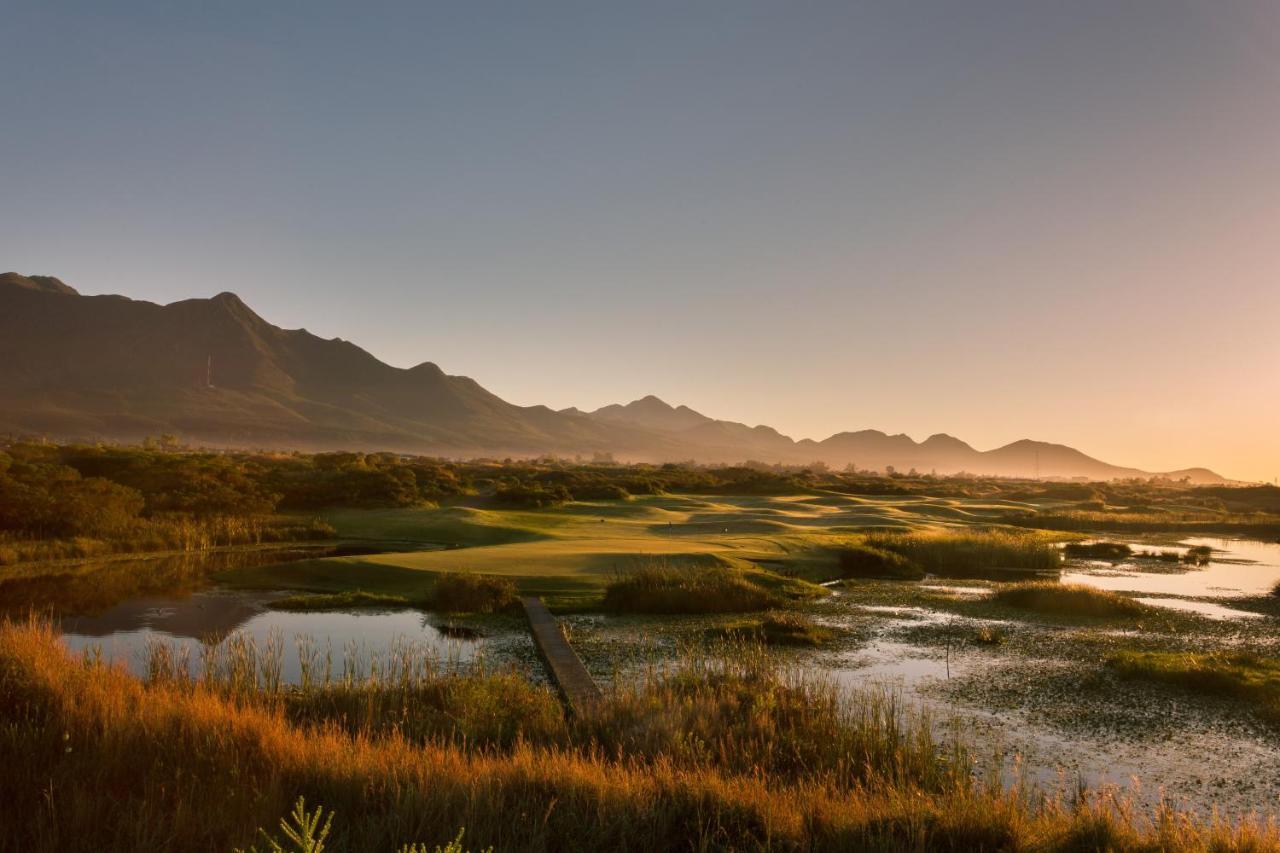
[428, 572, 518, 613]
[992, 582, 1149, 618]
[837, 544, 923, 579]
[604, 562, 779, 614]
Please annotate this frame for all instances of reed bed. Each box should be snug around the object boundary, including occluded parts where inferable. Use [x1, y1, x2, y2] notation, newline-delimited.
[2, 619, 1277, 851]
[865, 529, 1061, 577]
[992, 582, 1151, 619]
[604, 562, 780, 613]
[0, 515, 335, 566]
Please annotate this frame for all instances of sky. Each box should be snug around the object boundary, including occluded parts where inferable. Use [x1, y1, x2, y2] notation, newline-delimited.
[2, 1, 1277, 481]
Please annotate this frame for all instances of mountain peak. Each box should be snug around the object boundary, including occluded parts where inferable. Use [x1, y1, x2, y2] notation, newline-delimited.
[0, 272, 79, 296]
[589, 395, 712, 433]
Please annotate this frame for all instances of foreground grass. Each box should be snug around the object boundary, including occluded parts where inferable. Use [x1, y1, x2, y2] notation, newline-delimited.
[1108, 650, 1280, 723]
[2, 621, 1278, 851]
[992, 582, 1151, 619]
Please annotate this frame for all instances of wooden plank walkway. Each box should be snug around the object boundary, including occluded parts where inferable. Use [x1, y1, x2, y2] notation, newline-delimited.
[521, 596, 602, 716]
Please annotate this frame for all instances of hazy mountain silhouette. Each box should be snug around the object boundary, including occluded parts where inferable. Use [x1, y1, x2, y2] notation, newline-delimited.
[0, 274, 1227, 482]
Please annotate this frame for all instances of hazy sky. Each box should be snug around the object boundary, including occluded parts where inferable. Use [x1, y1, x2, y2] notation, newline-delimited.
[3, 1, 1277, 480]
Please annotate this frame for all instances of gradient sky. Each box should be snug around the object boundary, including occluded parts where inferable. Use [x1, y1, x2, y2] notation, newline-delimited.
[3, 1, 1277, 480]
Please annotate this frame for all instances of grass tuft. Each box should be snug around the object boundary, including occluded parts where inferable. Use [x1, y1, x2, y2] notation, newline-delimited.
[992, 582, 1150, 618]
[707, 612, 835, 647]
[603, 562, 780, 613]
[866, 530, 1061, 578]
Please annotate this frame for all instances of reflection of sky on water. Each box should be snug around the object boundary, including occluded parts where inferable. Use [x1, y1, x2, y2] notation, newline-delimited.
[1062, 538, 1280, 599]
[60, 588, 483, 683]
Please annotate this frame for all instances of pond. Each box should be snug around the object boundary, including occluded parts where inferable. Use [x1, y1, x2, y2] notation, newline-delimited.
[60, 587, 486, 683]
[1060, 537, 1280, 618]
[2, 544, 496, 684]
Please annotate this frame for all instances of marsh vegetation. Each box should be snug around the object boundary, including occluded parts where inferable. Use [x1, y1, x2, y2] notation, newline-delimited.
[5, 445, 1280, 848]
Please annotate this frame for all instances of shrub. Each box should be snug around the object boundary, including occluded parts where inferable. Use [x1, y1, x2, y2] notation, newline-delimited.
[837, 544, 923, 579]
[428, 572, 518, 613]
[992, 582, 1149, 618]
[604, 562, 779, 613]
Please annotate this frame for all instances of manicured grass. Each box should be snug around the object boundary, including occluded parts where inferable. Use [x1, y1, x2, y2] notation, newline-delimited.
[992, 582, 1150, 618]
[271, 590, 412, 611]
[2, 620, 1275, 851]
[1108, 650, 1280, 722]
[225, 498, 1070, 609]
[604, 563, 781, 614]
[866, 529, 1061, 578]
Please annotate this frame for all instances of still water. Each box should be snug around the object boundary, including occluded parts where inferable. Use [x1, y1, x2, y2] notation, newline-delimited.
[60, 588, 484, 683]
[1060, 537, 1280, 618]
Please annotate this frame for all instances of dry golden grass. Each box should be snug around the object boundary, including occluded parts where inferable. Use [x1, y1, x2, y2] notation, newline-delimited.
[1, 620, 1277, 851]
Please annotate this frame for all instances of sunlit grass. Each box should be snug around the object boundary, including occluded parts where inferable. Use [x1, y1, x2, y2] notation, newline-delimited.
[865, 529, 1061, 577]
[3, 619, 1277, 851]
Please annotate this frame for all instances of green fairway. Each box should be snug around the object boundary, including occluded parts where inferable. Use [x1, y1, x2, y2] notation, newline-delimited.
[223, 492, 1047, 609]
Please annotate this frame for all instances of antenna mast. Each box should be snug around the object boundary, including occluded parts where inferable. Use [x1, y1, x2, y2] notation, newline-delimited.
[206, 355, 213, 388]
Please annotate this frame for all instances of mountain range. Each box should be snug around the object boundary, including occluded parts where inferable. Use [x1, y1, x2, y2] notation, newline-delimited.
[0, 272, 1226, 483]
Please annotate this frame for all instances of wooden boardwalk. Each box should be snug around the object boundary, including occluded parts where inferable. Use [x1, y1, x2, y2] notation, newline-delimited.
[521, 596, 602, 716]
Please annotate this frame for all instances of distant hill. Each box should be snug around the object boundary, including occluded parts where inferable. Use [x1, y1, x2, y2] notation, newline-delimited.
[0, 273, 1228, 483]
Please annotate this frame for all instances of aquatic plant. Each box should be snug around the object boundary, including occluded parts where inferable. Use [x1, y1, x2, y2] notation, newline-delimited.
[1108, 649, 1280, 723]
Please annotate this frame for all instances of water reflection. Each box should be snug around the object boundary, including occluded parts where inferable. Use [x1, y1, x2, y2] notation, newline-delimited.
[1061, 537, 1280, 599]
[59, 588, 484, 683]
[0, 545, 378, 618]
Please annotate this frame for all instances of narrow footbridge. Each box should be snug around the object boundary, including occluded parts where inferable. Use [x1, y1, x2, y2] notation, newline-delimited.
[521, 596, 602, 716]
